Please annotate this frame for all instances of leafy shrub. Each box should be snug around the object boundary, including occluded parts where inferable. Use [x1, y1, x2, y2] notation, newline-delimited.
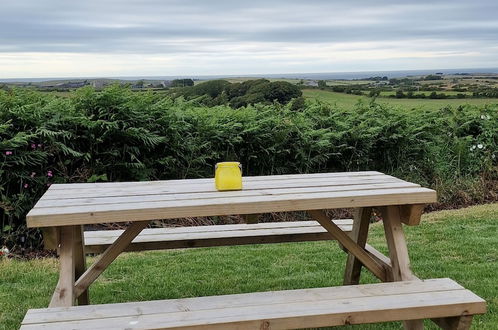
[0, 86, 496, 250]
[175, 79, 302, 108]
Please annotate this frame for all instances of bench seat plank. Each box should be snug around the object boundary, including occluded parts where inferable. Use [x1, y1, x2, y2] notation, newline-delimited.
[21, 278, 486, 329]
[84, 220, 353, 253]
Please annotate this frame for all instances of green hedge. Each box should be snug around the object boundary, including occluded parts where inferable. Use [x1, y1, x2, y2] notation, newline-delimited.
[1, 86, 497, 250]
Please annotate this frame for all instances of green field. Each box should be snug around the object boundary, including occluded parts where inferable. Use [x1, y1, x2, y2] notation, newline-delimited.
[378, 91, 473, 97]
[304, 89, 498, 110]
[1, 204, 497, 329]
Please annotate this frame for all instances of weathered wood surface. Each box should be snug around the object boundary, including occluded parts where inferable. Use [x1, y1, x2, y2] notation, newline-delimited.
[27, 171, 436, 227]
[49, 226, 76, 307]
[308, 210, 388, 281]
[74, 221, 149, 299]
[343, 207, 372, 285]
[21, 278, 486, 330]
[84, 220, 353, 253]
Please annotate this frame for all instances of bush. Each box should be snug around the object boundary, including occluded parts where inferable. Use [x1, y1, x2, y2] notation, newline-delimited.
[0, 86, 496, 250]
[175, 79, 302, 108]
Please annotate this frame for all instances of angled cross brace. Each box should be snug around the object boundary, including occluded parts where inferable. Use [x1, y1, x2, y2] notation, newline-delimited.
[308, 210, 388, 282]
[344, 207, 372, 285]
[49, 221, 149, 306]
[74, 221, 149, 298]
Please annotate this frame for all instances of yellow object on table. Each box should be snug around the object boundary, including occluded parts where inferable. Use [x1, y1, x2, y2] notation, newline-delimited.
[215, 162, 242, 191]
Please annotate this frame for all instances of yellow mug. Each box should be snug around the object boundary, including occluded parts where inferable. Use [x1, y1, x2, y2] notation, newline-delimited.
[215, 162, 242, 191]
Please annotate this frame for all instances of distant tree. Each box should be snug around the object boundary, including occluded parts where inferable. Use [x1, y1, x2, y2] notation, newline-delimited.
[317, 80, 327, 89]
[423, 75, 443, 81]
[395, 90, 405, 98]
[186, 80, 230, 98]
[171, 79, 194, 87]
[135, 80, 144, 88]
[174, 79, 301, 108]
[264, 81, 302, 103]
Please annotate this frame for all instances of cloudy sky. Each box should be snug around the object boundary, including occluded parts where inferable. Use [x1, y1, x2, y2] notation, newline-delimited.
[1, 0, 498, 78]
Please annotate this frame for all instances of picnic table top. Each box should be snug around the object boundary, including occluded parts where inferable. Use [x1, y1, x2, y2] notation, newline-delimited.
[26, 171, 437, 228]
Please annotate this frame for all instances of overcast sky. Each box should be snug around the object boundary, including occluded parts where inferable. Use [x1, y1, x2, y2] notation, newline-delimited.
[1, 0, 498, 78]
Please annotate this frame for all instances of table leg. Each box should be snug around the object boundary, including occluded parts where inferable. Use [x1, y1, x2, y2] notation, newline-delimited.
[49, 226, 76, 307]
[381, 206, 423, 330]
[343, 207, 372, 285]
[433, 315, 474, 330]
[74, 225, 89, 305]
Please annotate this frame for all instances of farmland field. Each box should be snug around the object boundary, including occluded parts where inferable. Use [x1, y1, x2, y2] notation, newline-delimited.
[303, 89, 498, 110]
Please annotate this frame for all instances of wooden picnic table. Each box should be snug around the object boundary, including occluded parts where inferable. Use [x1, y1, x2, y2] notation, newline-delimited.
[23, 171, 486, 329]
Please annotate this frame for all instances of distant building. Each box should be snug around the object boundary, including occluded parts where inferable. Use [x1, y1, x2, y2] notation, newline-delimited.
[304, 80, 318, 87]
[372, 81, 389, 86]
[161, 80, 172, 88]
[55, 81, 89, 89]
[92, 81, 105, 89]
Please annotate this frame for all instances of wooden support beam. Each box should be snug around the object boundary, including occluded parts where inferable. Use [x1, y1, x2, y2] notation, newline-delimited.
[42, 227, 58, 250]
[433, 315, 474, 330]
[74, 221, 149, 298]
[380, 206, 423, 329]
[308, 210, 387, 282]
[364, 244, 394, 282]
[343, 207, 372, 285]
[49, 226, 76, 307]
[241, 214, 260, 224]
[73, 225, 89, 305]
[399, 204, 425, 226]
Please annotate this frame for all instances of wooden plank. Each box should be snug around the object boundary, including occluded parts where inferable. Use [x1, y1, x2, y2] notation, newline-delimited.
[48, 171, 384, 190]
[84, 220, 352, 238]
[27, 187, 437, 227]
[35, 182, 419, 209]
[49, 226, 76, 307]
[84, 221, 353, 253]
[308, 210, 387, 281]
[23, 279, 475, 322]
[40, 175, 404, 200]
[21, 279, 486, 330]
[85, 227, 351, 246]
[73, 221, 148, 299]
[25, 279, 465, 323]
[73, 226, 88, 305]
[400, 204, 426, 226]
[85, 222, 352, 243]
[343, 207, 372, 285]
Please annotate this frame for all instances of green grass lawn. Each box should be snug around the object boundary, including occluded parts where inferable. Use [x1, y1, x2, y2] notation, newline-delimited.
[1, 204, 497, 329]
[303, 89, 498, 111]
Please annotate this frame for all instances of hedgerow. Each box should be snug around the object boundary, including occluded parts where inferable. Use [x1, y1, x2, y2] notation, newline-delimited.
[0, 86, 496, 250]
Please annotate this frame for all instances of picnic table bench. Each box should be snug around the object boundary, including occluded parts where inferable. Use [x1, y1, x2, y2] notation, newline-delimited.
[21, 171, 486, 329]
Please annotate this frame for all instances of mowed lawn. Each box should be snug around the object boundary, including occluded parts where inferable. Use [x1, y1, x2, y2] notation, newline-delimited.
[303, 89, 498, 111]
[1, 204, 497, 329]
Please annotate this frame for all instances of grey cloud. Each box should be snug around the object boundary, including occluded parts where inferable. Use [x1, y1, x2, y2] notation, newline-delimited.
[1, 0, 497, 55]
